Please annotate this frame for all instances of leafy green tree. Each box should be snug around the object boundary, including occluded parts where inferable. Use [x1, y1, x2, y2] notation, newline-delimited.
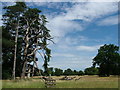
[84, 67, 99, 75]
[2, 2, 27, 79]
[40, 15, 52, 76]
[43, 48, 51, 76]
[20, 7, 42, 78]
[19, 6, 52, 78]
[72, 70, 85, 75]
[48, 67, 55, 76]
[73, 70, 78, 75]
[93, 44, 120, 76]
[2, 2, 53, 79]
[78, 70, 84, 76]
[63, 68, 73, 76]
[54, 68, 63, 76]
[2, 26, 14, 79]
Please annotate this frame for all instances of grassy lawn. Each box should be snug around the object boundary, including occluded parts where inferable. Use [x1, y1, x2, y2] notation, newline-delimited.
[2, 75, 118, 88]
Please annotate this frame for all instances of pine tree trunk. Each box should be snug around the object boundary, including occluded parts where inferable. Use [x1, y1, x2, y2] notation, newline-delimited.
[32, 41, 37, 77]
[21, 60, 27, 78]
[21, 21, 29, 79]
[32, 58, 35, 77]
[27, 66, 31, 78]
[12, 25, 19, 80]
[34, 60, 41, 76]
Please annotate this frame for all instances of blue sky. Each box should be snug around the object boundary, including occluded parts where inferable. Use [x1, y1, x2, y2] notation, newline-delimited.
[1, 1, 119, 71]
[32, 2, 118, 71]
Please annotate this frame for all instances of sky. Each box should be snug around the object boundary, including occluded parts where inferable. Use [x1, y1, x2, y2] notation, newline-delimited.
[0, 0, 119, 71]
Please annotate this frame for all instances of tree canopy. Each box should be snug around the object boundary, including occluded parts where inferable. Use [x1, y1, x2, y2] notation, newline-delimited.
[84, 67, 99, 75]
[2, 2, 53, 79]
[93, 44, 120, 76]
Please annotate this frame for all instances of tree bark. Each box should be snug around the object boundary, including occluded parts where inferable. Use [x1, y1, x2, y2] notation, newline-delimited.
[32, 55, 35, 77]
[21, 20, 30, 79]
[34, 60, 41, 76]
[32, 38, 38, 77]
[21, 60, 27, 78]
[12, 23, 19, 80]
[32, 61, 35, 77]
[27, 66, 31, 78]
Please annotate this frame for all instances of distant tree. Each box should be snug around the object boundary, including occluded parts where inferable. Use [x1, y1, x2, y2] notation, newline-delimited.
[40, 69, 45, 76]
[63, 68, 73, 76]
[43, 48, 51, 76]
[78, 70, 84, 76]
[93, 44, 120, 76]
[54, 68, 63, 76]
[84, 67, 99, 75]
[48, 67, 55, 76]
[73, 70, 78, 75]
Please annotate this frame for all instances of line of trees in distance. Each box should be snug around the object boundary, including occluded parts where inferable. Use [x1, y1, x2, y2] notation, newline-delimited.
[39, 67, 98, 76]
[40, 44, 120, 77]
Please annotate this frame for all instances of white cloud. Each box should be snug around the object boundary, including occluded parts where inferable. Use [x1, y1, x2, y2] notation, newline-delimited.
[1, 0, 119, 2]
[64, 2, 117, 21]
[64, 36, 88, 45]
[46, 15, 83, 43]
[1, 2, 16, 6]
[26, 2, 47, 7]
[76, 45, 103, 51]
[45, 2, 118, 44]
[0, 3, 2, 26]
[52, 53, 75, 57]
[49, 56, 93, 70]
[97, 15, 118, 26]
[2, 1, 117, 43]
[1, 1, 118, 71]
[0, 15, 2, 26]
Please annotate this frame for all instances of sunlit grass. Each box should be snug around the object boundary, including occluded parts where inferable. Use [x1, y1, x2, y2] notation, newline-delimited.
[55, 75, 118, 88]
[0, 80, 2, 90]
[2, 75, 118, 88]
[2, 79, 44, 88]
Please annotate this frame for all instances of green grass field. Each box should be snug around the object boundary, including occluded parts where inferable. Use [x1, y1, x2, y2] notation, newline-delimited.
[2, 75, 118, 88]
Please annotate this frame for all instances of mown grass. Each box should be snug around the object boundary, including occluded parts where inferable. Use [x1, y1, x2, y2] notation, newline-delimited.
[55, 75, 118, 88]
[2, 75, 118, 88]
[2, 79, 44, 88]
[56, 79, 118, 88]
